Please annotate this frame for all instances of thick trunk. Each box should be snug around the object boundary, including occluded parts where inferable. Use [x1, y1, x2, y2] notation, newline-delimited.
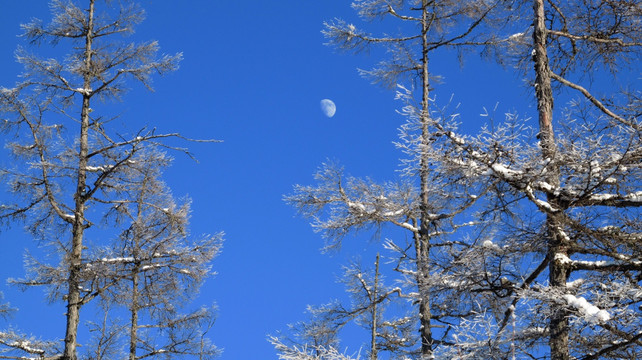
[532, 1, 569, 359]
[63, 2, 95, 359]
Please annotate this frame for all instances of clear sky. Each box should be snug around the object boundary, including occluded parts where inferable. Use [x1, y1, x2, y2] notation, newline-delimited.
[0, 1, 545, 359]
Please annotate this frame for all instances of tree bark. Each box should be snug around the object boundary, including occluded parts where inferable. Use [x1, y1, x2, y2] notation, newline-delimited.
[63, 1, 95, 359]
[417, 2, 435, 358]
[129, 270, 140, 360]
[370, 254, 379, 360]
[532, 1, 569, 359]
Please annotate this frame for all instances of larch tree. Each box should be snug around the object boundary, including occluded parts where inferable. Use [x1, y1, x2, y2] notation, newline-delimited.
[93, 150, 221, 360]
[0, 1, 218, 360]
[276, 0, 641, 359]
[430, 0, 642, 358]
[277, 0, 512, 358]
[275, 254, 411, 360]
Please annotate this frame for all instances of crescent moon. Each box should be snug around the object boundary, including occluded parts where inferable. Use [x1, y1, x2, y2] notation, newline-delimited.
[320, 99, 336, 118]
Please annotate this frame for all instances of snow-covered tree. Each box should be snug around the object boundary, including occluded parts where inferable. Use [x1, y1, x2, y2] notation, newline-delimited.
[0, 1, 219, 359]
[284, 1, 509, 358]
[428, 1, 642, 358]
[271, 336, 361, 360]
[283, 0, 641, 359]
[93, 151, 221, 360]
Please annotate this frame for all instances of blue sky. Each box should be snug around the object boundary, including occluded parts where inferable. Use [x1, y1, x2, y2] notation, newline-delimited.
[0, 1, 537, 359]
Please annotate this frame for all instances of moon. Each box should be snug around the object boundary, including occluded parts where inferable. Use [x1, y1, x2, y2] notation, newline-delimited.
[320, 99, 336, 118]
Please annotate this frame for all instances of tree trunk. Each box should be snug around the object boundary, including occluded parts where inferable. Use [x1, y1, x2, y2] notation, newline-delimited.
[129, 270, 140, 360]
[63, 2, 95, 359]
[532, 1, 569, 359]
[417, 1, 435, 358]
[370, 254, 379, 360]
[417, 2, 436, 358]
[416, 241, 433, 359]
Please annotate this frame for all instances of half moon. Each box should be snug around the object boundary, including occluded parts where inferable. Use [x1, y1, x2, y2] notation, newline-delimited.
[320, 99, 336, 118]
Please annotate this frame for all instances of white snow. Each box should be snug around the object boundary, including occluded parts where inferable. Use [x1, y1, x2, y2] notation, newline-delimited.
[522, 327, 546, 335]
[347, 201, 367, 212]
[588, 193, 618, 201]
[554, 253, 572, 265]
[508, 32, 525, 40]
[603, 177, 617, 184]
[535, 180, 556, 193]
[100, 256, 134, 263]
[400, 222, 418, 232]
[526, 185, 559, 212]
[566, 279, 585, 288]
[446, 131, 466, 145]
[489, 163, 523, 180]
[141, 264, 162, 271]
[562, 294, 611, 324]
[383, 209, 404, 217]
[625, 191, 642, 201]
[588, 191, 642, 203]
[571, 258, 642, 268]
[75, 88, 92, 95]
[481, 240, 500, 251]
[557, 228, 570, 242]
[85, 165, 113, 172]
[9, 340, 45, 354]
[62, 213, 75, 221]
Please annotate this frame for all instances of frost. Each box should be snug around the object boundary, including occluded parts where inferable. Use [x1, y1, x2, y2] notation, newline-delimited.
[562, 294, 611, 324]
